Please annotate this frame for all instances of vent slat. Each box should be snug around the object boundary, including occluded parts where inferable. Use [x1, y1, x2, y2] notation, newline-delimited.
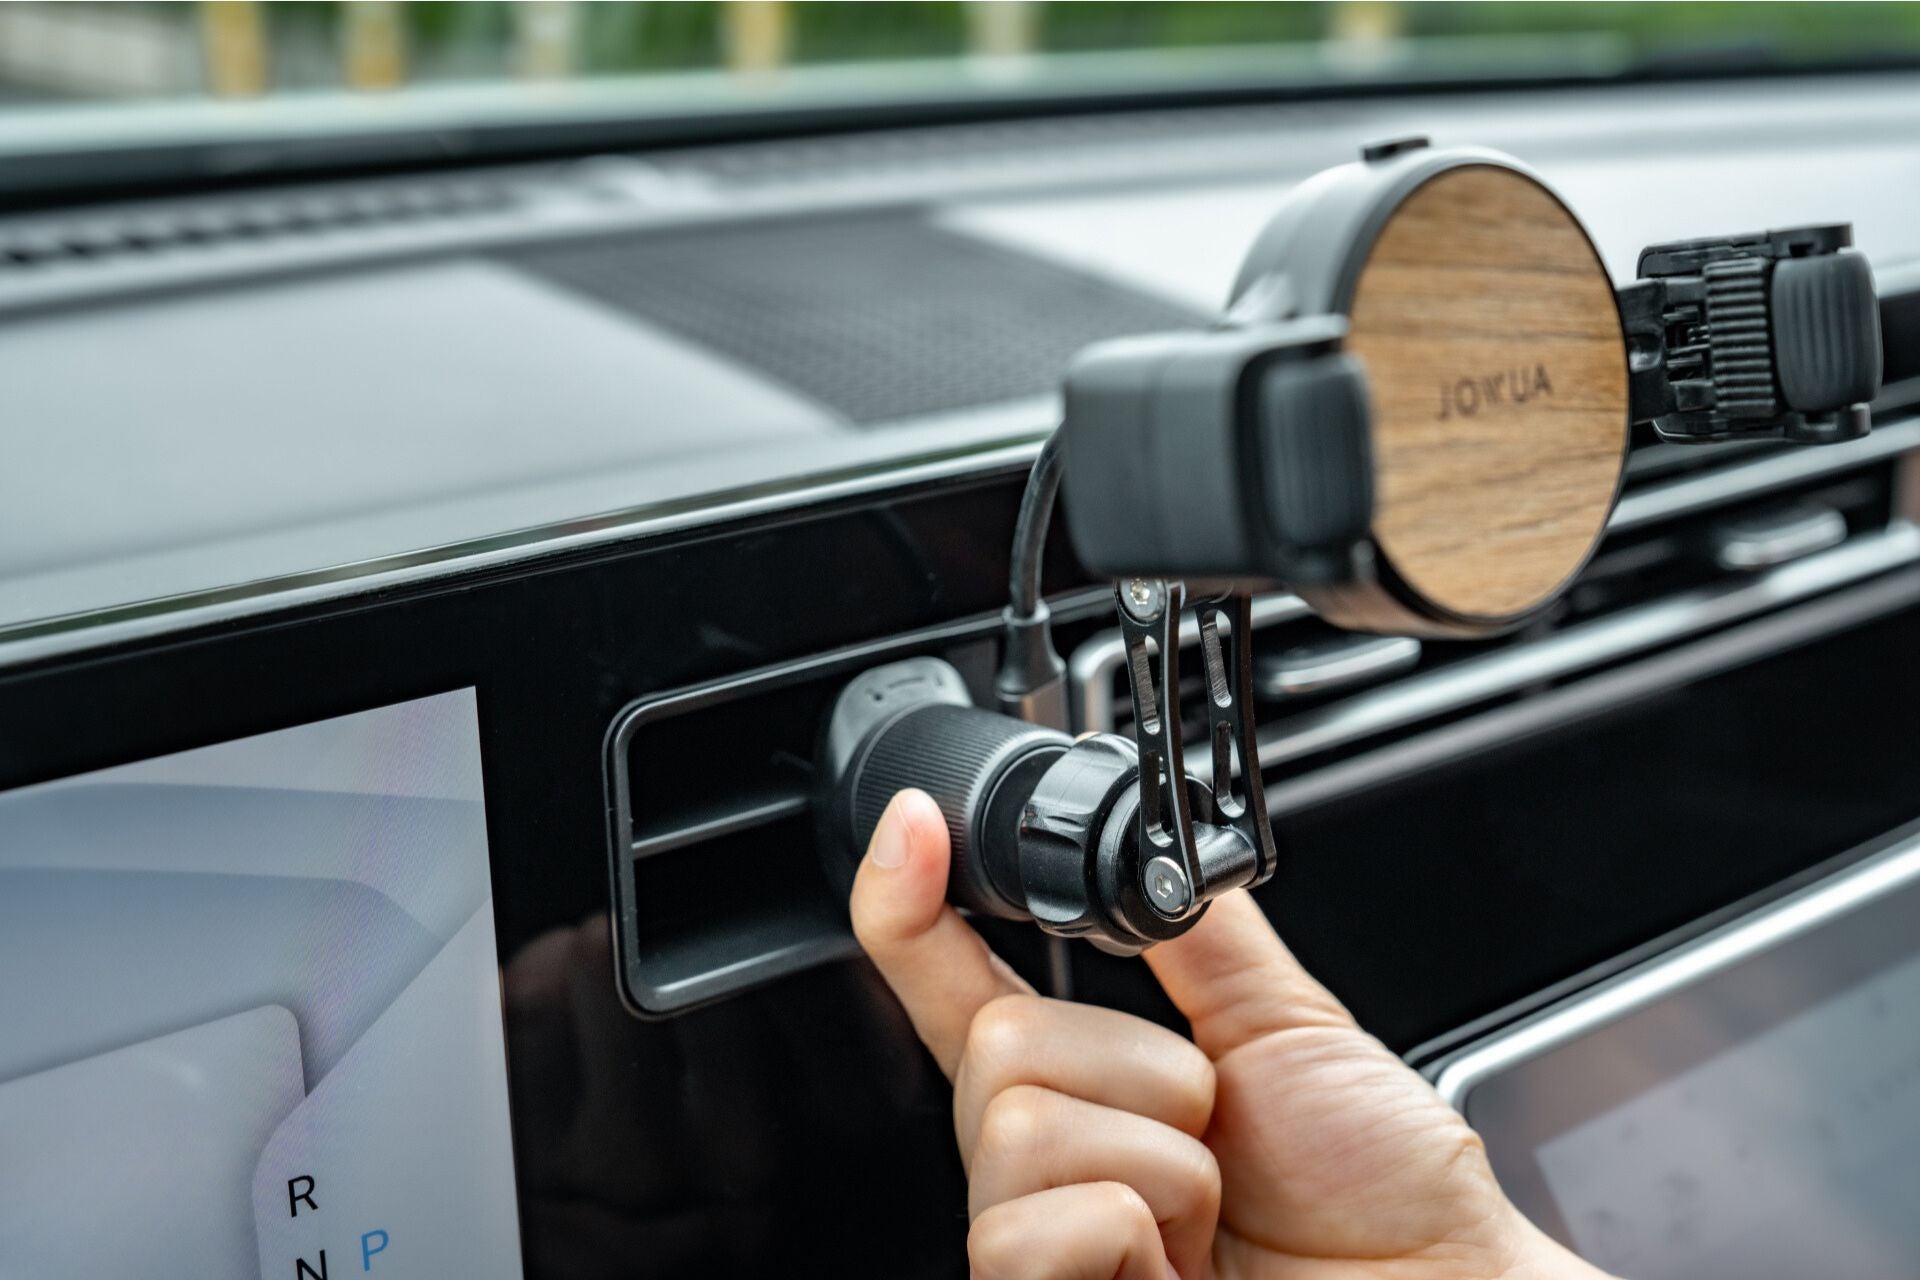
[1071, 427, 1916, 769]
[630, 788, 811, 861]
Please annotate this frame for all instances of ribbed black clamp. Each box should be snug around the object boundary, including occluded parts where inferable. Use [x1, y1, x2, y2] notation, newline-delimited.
[1623, 223, 1880, 445]
[1702, 257, 1774, 418]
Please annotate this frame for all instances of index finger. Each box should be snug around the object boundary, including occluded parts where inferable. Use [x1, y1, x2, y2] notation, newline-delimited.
[849, 789, 1031, 1078]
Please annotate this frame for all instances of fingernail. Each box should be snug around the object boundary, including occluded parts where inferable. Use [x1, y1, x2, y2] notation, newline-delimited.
[868, 796, 908, 869]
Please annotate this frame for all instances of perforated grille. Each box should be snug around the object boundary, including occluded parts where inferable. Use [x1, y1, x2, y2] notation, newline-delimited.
[500, 213, 1202, 424]
[0, 180, 518, 270]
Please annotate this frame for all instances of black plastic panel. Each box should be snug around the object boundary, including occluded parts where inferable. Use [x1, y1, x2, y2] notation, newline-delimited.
[1074, 598, 1920, 1053]
[3, 456, 1918, 1278]
[0, 463, 1067, 1280]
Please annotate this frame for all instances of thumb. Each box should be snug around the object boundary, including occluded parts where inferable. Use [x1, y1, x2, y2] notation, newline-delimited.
[1144, 890, 1355, 1060]
[849, 789, 1031, 1078]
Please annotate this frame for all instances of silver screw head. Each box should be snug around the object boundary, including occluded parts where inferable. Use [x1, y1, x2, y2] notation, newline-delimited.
[1143, 855, 1192, 914]
[1120, 578, 1166, 623]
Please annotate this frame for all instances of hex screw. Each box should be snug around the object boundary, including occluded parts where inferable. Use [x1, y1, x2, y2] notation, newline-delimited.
[1143, 854, 1192, 915]
[1121, 578, 1166, 623]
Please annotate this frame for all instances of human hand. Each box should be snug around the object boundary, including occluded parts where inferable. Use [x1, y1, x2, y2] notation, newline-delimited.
[850, 789, 1615, 1280]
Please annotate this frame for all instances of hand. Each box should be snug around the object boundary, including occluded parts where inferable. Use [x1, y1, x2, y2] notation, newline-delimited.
[850, 790, 1615, 1280]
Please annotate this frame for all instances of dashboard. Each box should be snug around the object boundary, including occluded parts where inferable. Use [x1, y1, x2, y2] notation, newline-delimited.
[6, 69, 1920, 1277]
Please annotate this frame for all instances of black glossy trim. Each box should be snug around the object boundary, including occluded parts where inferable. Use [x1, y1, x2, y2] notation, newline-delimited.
[6, 446, 1920, 1275]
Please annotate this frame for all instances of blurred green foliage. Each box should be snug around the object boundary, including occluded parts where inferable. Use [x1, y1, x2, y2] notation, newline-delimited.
[357, 0, 1920, 74]
[1394, 2, 1920, 56]
[107, 1, 1920, 90]
[789, 3, 970, 65]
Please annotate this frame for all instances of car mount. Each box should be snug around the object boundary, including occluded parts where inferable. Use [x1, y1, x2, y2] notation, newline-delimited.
[821, 139, 1883, 953]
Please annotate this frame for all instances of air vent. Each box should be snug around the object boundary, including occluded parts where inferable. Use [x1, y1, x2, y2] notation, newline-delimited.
[605, 628, 998, 1016]
[1070, 425, 1920, 770]
[0, 180, 517, 271]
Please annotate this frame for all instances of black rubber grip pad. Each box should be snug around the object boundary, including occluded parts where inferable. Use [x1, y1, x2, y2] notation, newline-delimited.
[1773, 251, 1882, 413]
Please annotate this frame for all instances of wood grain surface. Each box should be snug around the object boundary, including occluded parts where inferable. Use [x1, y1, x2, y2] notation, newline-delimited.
[1345, 164, 1628, 622]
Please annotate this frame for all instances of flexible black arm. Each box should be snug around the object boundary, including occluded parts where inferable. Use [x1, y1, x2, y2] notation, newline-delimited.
[1007, 428, 1063, 621]
[995, 429, 1069, 726]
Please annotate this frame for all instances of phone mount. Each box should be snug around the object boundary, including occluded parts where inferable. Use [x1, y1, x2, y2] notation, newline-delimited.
[820, 584, 1274, 954]
[821, 139, 1883, 953]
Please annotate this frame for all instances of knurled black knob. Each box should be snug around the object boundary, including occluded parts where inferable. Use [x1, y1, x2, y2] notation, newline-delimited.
[845, 703, 1069, 918]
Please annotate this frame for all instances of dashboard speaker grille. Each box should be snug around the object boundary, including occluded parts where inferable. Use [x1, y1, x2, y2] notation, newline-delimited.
[500, 213, 1201, 425]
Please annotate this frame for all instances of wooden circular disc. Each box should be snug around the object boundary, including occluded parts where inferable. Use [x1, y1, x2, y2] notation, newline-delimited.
[1345, 164, 1628, 623]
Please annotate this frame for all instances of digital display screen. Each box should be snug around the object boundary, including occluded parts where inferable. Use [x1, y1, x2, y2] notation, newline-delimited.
[1463, 838, 1920, 1280]
[0, 690, 524, 1279]
[1533, 948, 1920, 1278]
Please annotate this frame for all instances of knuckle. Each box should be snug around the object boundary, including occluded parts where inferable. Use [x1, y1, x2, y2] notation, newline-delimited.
[1168, 1041, 1218, 1133]
[964, 994, 1043, 1075]
[1095, 1180, 1158, 1236]
[1180, 1141, 1223, 1219]
[966, 1204, 1023, 1274]
[975, 1084, 1053, 1167]
[1438, 1119, 1492, 1182]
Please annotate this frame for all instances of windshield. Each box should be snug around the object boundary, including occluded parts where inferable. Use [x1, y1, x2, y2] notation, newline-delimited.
[7, 1, 1914, 203]
[3, 2, 1914, 109]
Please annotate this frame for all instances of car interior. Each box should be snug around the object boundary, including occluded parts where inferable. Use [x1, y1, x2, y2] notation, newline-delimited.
[7, 4, 1920, 1277]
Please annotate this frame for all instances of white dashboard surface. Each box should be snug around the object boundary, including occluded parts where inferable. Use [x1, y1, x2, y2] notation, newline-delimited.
[940, 98, 1920, 312]
[0, 257, 841, 626]
[5, 73, 1919, 638]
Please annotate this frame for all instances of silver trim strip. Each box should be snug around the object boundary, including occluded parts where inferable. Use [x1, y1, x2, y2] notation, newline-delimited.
[1257, 635, 1423, 697]
[1610, 418, 1920, 531]
[1434, 823, 1920, 1110]
[1257, 522, 1920, 770]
